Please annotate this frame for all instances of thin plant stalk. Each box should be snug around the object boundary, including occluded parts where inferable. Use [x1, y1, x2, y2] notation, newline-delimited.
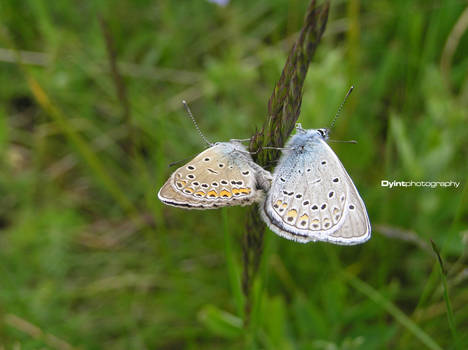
[99, 16, 134, 155]
[242, 0, 330, 326]
[431, 240, 458, 349]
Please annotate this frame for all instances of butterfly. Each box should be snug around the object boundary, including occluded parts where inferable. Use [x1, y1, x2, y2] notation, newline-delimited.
[158, 101, 271, 209]
[158, 141, 272, 209]
[260, 124, 371, 245]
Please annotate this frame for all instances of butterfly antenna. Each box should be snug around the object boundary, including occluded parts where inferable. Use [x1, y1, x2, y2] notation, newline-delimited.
[182, 100, 212, 146]
[329, 139, 358, 144]
[329, 86, 354, 130]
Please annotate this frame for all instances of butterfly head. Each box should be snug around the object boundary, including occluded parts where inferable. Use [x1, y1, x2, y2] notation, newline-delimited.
[286, 127, 330, 151]
[294, 124, 329, 139]
[295, 127, 330, 141]
[213, 140, 249, 155]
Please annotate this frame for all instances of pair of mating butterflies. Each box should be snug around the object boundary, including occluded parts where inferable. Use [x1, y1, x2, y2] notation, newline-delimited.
[158, 123, 371, 245]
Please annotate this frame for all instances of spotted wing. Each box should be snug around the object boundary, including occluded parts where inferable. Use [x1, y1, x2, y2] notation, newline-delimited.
[261, 139, 370, 244]
[158, 142, 269, 209]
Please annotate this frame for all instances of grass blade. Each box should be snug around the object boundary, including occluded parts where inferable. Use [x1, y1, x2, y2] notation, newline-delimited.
[344, 271, 443, 350]
[26, 75, 136, 214]
[430, 239, 458, 348]
[222, 208, 245, 318]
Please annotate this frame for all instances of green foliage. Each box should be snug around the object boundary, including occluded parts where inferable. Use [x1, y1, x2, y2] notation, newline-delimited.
[0, 0, 467, 349]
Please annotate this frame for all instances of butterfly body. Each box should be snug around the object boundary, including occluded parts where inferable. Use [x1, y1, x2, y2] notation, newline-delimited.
[261, 126, 371, 245]
[158, 141, 271, 209]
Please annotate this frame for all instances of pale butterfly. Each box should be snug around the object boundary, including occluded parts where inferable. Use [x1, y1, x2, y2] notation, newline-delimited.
[260, 88, 371, 244]
[158, 101, 272, 209]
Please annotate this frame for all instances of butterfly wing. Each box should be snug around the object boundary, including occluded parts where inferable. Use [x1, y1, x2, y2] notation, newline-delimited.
[262, 138, 370, 244]
[158, 142, 270, 209]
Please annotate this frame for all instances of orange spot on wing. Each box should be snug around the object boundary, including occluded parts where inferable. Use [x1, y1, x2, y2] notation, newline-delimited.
[207, 190, 218, 198]
[298, 214, 309, 227]
[240, 188, 251, 194]
[285, 209, 298, 224]
[273, 200, 282, 209]
[176, 180, 187, 189]
[219, 190, 232, 198]
[195, 191, 206, 197]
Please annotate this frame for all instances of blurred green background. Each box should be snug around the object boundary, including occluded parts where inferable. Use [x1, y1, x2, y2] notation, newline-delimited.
[1, 0, 467, 349]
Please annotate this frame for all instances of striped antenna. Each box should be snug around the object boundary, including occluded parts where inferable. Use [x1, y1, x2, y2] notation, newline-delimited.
[329, 86, 354, 130]
[182, 100, 212, 146]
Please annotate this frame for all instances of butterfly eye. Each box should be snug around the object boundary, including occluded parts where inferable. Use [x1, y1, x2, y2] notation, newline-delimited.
[317, 129, 328, 138]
